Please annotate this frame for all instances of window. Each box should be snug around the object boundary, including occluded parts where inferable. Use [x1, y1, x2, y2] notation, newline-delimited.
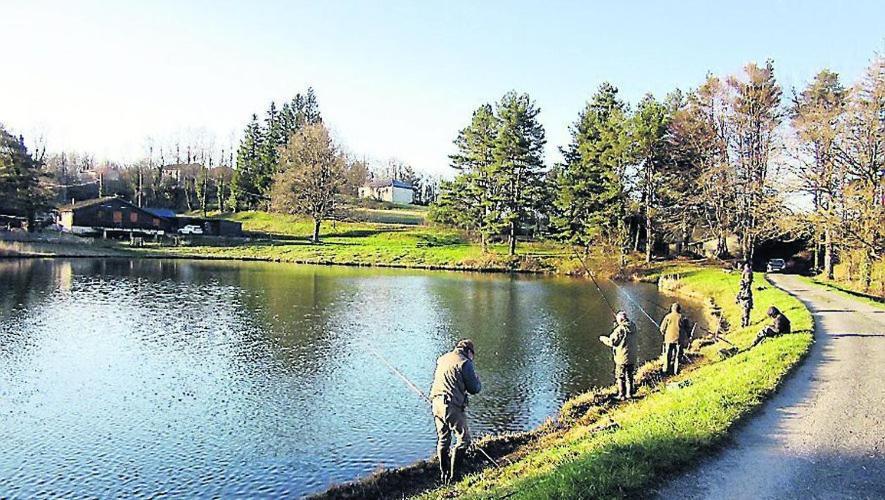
[113, 211, 122, 223]
[130, 212, 138, 223]
[153, 218, 160, 227]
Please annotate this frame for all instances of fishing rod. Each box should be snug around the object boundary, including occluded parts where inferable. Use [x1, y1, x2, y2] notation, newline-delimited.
[569, 246, 618, 317]
[362, 343, 501, 468]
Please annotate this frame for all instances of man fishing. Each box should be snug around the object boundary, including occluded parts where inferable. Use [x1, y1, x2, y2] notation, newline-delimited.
[736, 282, 754, 328]
[751, 306, 792, 347]
[659, 303, 691, 375]
[429, 339, 482, 484]
[599, 311, 637, 400]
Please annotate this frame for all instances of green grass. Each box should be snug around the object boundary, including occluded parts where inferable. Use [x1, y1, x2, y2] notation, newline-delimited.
[141, 211, 570, 272]
[417, 268, 813, 499]
[798, 275, 885, 310]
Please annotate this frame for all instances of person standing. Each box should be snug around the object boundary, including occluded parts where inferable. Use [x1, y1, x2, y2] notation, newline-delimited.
[429, 339, 482, 484]
[599, 311, 637, 400]
[740, 262, 754, 289]
[659, 303, 690, 375]
[737, 284, 754, 328]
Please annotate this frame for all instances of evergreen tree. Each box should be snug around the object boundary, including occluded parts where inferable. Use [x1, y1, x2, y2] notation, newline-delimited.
[229, 114, 263, 211]
[551, 83, 631, 262]
[492, 91, 547, 256]
[0, 126, 52, 230]
[446, 103, 503, 251]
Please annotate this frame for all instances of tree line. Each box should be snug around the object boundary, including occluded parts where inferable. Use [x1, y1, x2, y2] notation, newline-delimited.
[431, 55, 883, 289]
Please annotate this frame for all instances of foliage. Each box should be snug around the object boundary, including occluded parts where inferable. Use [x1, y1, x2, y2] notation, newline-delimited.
[270, 124, 345, 242]
[0, 125, 53, 229]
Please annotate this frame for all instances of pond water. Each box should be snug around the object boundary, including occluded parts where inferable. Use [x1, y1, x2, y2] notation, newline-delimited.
[0, 259, 703, 498]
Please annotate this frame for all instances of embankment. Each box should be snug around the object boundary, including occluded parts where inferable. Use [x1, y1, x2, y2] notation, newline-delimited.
[312, 267, 813, 499]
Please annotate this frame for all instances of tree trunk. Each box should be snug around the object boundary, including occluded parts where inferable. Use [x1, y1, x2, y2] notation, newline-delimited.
[312, 219, 321, 243]
[645, 212, 653, 264]
[508, 220, 517, 256]
[633, 219, 641, 252]
[824, 227, 834, 280]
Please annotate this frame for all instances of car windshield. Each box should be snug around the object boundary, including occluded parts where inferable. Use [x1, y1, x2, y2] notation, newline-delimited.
[770, 259, 785, 265]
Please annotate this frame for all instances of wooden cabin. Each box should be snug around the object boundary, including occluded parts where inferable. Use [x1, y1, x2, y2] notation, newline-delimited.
[58, 197, 171, 236]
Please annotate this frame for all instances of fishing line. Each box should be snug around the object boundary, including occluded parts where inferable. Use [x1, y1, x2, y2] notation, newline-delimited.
[362, 342, 501, 468]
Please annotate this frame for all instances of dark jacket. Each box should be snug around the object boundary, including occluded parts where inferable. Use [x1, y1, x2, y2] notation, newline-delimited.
[606, 319, 638, 366]
[430, 348, 481, 409]
[772, 313, 791, 334]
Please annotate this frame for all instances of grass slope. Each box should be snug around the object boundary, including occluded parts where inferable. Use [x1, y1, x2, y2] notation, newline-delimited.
[146, 211, 567, 272]
[418, 269, 813, 499]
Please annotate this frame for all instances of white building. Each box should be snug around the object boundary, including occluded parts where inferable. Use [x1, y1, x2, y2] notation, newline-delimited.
[358, 179, 415, 204]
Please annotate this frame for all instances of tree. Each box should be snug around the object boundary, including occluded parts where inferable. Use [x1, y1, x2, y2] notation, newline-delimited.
[230, 114, 263, 211]
[551, 83, 632, 263]
[270, 123, 345, 242]
[342, 157, 370, 196]
[726, 61, 785, 260]
[834, 55, 884, 290]
[631, 94, 670, 263]
[492, 91, 547, 256]
[791, 69, 847, 278]
[445, 103, 503, 251]
[0, 126, 53, 230]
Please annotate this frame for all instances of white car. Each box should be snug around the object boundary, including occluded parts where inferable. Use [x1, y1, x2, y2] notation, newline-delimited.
[766, 258, 786, 273]
[178, 224, 204, 235]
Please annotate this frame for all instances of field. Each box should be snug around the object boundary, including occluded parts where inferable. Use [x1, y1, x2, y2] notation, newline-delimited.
[143, 210, 570, 272]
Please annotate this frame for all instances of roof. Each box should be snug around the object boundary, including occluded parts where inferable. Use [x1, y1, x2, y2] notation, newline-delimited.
[365, 179, 415, 189]
[144, 207, 177, 218]
[58, 196, 127, 211]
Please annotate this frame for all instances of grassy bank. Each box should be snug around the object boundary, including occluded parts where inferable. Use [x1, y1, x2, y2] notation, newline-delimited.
[316, 268, 804, 500]
[412, 268, 812, 499]
[139, 211, 570, 272]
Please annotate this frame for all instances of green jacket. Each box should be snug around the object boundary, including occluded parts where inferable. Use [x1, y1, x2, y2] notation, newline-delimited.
[429, 348, 482, 409]
[606, 319, 637, 366]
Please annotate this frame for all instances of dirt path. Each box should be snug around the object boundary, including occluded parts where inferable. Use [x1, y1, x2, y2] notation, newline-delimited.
[656, 274, 885, 500]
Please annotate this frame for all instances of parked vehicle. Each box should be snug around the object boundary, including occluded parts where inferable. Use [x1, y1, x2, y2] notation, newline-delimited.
[178, 224, 204, 235]
[766, 258, 786, 273]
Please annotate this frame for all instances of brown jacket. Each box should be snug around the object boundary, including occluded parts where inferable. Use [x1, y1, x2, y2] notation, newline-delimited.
[429, 348, 482, 409]
[660, 311, 689, 344]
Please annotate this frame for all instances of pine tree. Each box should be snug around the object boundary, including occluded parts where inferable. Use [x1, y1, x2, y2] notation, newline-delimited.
[229, 114, 263, 211]
[492, 91, 547, 256]
[0, 126, 52, 230]
[551, 83, 631, 262]
[447, 103, 503, 251]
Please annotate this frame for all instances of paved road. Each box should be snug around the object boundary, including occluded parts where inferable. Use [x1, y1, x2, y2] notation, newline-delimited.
[656, 274, 885, 500]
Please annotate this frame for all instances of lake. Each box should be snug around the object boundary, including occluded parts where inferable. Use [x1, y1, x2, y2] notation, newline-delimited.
[0, 259, 702, 498]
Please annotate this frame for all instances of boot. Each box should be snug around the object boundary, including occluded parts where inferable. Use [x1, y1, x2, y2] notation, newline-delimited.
[438, 448, 451, 484]
[450, 447, 467, 482]
[616, 378, 626, 400]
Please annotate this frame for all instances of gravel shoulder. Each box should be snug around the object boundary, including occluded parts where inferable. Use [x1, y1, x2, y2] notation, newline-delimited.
[656, 273, 885, 500]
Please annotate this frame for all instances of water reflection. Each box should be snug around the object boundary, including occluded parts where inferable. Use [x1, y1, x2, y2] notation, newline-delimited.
[0, 259, 702, 497]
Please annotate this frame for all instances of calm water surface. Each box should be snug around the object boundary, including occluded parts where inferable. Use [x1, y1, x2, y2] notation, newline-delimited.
[0, 259, 702, 498]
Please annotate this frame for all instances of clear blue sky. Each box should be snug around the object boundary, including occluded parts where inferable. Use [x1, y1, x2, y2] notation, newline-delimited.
[2, 0, 883, 175]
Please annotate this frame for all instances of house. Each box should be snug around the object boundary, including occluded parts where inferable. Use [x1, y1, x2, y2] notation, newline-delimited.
[58, 197, 171, 236]
[358, 179, 416, 204]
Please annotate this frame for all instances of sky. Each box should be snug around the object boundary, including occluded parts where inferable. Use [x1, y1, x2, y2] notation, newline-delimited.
[1, 0, 883, 176]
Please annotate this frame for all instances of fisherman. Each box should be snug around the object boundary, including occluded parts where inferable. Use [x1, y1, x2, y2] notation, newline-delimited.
[740, 262, 754, 289]
[429, 339, 482, 484]
[736, 282, 753, 328]
[659, 303, 690, 375]
[751, 306, 792, 347]
[599, 310, 637, 400]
